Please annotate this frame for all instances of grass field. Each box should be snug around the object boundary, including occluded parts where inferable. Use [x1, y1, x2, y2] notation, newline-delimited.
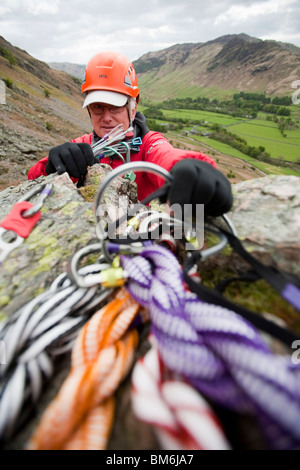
[192, 135, 300, 176]
[225, 118, 300, 162]
[152, 107, 246, 127]
[138, 104, 300, 175]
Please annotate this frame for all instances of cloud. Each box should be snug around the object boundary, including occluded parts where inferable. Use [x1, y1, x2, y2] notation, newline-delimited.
[0, 0, 299, 64]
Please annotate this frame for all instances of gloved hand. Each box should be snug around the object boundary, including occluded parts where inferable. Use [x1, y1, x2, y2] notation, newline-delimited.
[164, 159, 233, 217]
[45, 142, 97, 179]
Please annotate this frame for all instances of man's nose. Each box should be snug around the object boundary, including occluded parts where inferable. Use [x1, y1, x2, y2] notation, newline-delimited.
[101, 107, 113, 119]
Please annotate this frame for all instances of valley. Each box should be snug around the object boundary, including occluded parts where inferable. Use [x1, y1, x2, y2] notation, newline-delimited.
[0, 33, 300, 191]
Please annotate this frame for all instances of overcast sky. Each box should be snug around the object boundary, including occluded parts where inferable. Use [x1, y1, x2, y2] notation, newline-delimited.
[0, 0, 299, 65]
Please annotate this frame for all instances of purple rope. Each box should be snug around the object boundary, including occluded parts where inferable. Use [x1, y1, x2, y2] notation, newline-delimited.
[120, 244, 300, 450]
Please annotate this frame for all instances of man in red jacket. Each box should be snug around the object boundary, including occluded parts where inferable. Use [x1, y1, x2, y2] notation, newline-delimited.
[28, 51, 232, 217]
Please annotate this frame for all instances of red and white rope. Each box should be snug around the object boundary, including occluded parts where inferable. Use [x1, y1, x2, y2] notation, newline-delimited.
[131, 338, 231, 450]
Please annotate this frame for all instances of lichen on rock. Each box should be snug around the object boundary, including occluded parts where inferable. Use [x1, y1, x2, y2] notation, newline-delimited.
[0, 163, 138, 320]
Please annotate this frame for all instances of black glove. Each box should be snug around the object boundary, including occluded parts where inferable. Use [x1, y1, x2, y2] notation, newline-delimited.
[163, 159, 233, 217]
[45, 142, 97, 179]
[133, 112, 150, 139]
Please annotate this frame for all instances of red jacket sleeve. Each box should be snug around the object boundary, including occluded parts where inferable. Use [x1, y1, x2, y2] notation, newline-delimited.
[138, 131, 217, 191]
[27, 134, 93, 180]
[27, 156, 49, 180]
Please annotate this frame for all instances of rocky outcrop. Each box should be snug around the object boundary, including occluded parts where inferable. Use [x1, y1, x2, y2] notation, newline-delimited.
[0, 170, 299, 450]
[0, 164, 138, 320]
[199, 174, 300, 335]
[230, 174, 300, 277]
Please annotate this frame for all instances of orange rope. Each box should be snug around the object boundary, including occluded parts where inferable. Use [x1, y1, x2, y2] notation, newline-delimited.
[27, 288, 141, 450]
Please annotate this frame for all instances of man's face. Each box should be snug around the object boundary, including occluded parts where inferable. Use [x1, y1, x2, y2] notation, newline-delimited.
[88, 101, 136, 139]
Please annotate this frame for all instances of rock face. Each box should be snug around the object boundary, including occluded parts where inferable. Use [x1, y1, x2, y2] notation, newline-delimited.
[0, 170, 299, 450]
[230, 174, 300, 277]
[0, 164, 137, 321]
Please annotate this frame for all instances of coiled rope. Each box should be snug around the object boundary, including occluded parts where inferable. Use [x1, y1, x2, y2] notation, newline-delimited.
[131, 337, 231, 450]
[27, 288, 141, 450]
[0, 266, 113, 442]
[120, 244, 300, 450]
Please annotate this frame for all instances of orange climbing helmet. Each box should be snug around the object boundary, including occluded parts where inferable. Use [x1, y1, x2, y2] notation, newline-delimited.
[81, 51, 139, 108]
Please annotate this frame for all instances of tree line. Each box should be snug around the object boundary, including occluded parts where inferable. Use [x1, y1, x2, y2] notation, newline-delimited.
[155, 92, 292, 117]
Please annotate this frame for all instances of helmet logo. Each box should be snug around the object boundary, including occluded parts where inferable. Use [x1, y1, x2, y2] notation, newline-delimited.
[99, 74, 108, 79]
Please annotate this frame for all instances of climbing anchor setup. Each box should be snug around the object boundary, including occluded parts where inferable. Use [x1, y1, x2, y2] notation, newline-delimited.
[1, 162, 300, 450]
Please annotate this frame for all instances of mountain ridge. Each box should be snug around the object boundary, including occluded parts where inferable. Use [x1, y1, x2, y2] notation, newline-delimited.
[47, 33, 300, 100]
[48, 61, 86, 81]
[133, 33, 300, 100]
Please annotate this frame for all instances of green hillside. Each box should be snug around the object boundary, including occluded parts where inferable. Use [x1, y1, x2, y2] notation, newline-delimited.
[135, 34, 300, 102]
